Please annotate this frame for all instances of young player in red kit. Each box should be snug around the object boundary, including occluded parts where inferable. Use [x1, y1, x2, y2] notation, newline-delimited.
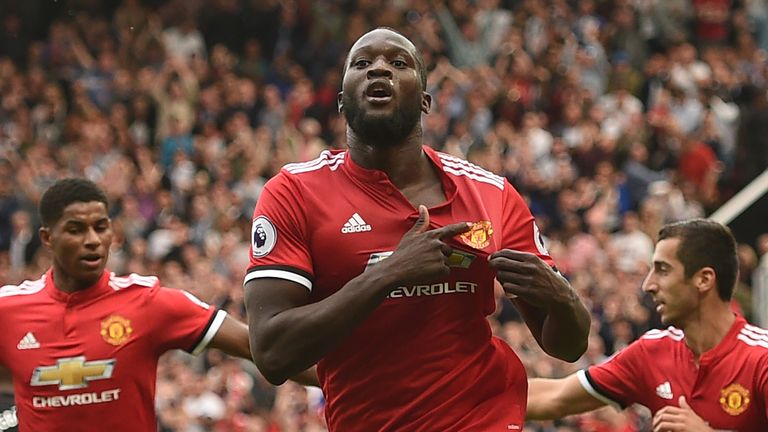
[0, 178, 255, 432]
[527, 219, 768, 431]
[244, 28, 591, 431]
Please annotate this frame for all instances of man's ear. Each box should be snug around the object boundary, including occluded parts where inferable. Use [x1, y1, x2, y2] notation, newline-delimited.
[421, 92, 432, 114]
[39, 227, 52, 249]
[694, 267, 717, 295]
[337, 92, 344, 113]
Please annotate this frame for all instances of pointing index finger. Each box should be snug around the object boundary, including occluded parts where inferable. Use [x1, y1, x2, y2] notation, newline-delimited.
[432, 222, 473, 239]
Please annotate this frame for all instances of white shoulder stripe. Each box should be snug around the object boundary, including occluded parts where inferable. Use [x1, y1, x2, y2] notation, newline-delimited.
[737, 333, 768, 350]
[442, 167, 504, 190]
[438, 154, 505, 183]
[108, 273, 158, 291]
[438, 153, 504, 182]
[668, 327, 684, 337]
[284, 151, 345, 174]
[744, 324, 768, 336]
[740, 328, 768, 343]
[289, 157, 344, 174]
[283, 150, 336, 171]
[440, 160, 504, 188]
[641, 329, 685, 341]
[0, 277, 46, 298]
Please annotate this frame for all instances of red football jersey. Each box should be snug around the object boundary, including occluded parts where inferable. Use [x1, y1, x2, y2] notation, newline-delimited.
[245, 147, 554, 431]
[0, 269, 226, 432]
[579, 316, 768, 431]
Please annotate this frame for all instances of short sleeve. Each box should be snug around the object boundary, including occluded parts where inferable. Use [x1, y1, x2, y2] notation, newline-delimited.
[500, 181, 554, 267]
[579, 341, 646, 409]
[243, 173, 314, 291]
[149, 286, 225, 355]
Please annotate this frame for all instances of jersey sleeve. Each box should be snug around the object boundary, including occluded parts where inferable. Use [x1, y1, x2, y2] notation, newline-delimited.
[500, 181, 554, 267]
[578, 340, 647, 409]
[148, 286, 226, 355]
[243, 172, 314, 291]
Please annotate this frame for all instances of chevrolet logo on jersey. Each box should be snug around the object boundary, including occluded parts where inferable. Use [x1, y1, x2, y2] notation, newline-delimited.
[31, 357, 115, 390]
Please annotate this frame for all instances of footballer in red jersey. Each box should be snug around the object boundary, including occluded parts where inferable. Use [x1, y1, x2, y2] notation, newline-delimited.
[244, 28, 590, 431]
[0, 178, 254, 432]
[527, 219, 768, 432]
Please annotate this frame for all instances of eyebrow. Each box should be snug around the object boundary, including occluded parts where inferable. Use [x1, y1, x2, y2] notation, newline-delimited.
[62, 218, 109, 226]
[350, 44, 414, 61]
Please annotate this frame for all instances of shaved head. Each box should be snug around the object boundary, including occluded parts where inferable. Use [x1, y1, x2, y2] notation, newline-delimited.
[344, 27, 427, 90]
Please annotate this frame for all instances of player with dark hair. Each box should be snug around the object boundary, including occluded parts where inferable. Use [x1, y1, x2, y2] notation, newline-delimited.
[527, 219, 768, 431]
[0, 178, 305, 432]
[244, 28, 590, 431]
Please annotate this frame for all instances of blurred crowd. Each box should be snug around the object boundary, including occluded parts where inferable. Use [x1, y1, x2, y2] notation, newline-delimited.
[1, 0, 768, 431]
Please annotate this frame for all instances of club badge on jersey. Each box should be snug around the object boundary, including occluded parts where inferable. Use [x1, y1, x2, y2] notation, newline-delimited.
[100, 315, 132, 346]
[719, 383, 750, 416]
[460, 221, 493, 249]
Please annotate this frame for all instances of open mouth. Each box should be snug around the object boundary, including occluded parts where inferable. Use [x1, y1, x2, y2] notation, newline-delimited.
[365, 81, 394, 104]
[81, 254, 103, 267]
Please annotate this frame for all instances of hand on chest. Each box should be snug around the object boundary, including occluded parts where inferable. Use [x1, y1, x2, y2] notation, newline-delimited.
[309, 204, 499, 297]
[648, 372, 758, 429]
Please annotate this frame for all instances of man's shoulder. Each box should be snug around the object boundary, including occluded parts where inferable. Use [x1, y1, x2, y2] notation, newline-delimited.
[629, 327, 686, 356]
[0, 275, 47, 303]
[638, 327, 685, 343]
[429, 149, 507, 192]
[734, 322, 768, 356]
[280, 150, 347, 178]
[106, 273, 160, 293]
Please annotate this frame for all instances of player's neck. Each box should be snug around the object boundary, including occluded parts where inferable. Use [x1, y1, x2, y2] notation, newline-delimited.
[51, 265, 98, 294]
[347, 131, 431, 188]
[681, 303, 736, 358]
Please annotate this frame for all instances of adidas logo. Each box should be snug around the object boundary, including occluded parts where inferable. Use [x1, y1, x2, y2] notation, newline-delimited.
[341, 213, 372, 234]
[656, 381, 673, 400]
[17, 332, 40, 350]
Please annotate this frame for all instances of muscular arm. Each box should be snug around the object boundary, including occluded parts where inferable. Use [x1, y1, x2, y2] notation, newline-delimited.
[512, 283, 590, 362]
[244, 269, 399, 386]
[207, 314, 320, 387]
[245, 207, 470, 385]
[208, 314, 253, 360]
[527, 373, 607, 420]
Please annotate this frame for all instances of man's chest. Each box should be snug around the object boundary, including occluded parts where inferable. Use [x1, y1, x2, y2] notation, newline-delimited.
[304, 186, 503, 299]
[3, 299, 150, 396]
[643, 354, 764, 431]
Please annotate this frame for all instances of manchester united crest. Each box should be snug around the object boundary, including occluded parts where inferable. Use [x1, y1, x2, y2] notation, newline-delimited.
[719, 383, 750, 415]
[100, 315, 133, 346]
[460, 221, 493, 249]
